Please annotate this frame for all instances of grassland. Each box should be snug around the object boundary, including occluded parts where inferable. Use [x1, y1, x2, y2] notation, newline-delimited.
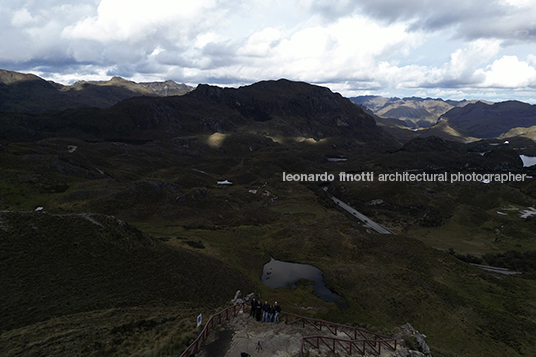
[2, 135, 536, 356]
[131, 177, 536, 357]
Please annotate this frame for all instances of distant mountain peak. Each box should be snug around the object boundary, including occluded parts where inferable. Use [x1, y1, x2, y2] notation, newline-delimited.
[0, 68, 194, 113]
[109, 76, 131, 83]
[0, 78, 396, 149]
[348, 95, 494, 129]
[0, 68, 45, 85]
[439, 100, 536, 138]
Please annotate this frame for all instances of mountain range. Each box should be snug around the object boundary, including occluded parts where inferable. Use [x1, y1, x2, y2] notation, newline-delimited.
[1, 69, 536, 357]
[351, 95, 536, 141]
[349, 95, 490, 128]
[3, 68, 536, 142]
[0, 77, 394, 149]
[438, 100, 536, 138]
[0, 69, 193, 113]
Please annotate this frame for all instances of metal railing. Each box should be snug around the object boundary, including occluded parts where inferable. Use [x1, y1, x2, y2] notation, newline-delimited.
[179, 303, 247, 357]
[179, 305, 397, 357]
[300, 335, 396, 356]
[280, 312, 397, 356]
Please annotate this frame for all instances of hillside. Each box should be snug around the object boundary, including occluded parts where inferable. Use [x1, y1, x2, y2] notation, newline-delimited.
[0, 69, 193, 113]
[0, 211, 253, 330]
[2, 78, 536, 356]
[67, 76, 193, 97]
[0, 210, 253, 356]
[0, 79, 397, 149]
[356, 95, 536, 142]
[375, 119, 474, 143]
[499, 125, 536, 140]
[439, 100, 536, 138]
[349, 95, 486, 128]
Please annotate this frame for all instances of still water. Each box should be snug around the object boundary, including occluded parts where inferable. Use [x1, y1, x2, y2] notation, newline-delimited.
[520, 155, 536, 167]
[261, 257, 346, 305]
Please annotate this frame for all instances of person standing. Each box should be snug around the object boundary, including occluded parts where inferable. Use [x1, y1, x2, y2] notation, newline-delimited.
[255, 299, 262, 321]
[273, 301, 281, 323]
[261, 301, 270, 322]
[268, 303, 275, 323]
[249, 298, 257, 318]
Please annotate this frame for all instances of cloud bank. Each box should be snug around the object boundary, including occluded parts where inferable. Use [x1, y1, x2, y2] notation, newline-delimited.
[1, 0, 536, 102]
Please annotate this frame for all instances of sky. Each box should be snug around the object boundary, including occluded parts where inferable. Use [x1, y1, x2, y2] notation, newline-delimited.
[1, 0, 536, 103]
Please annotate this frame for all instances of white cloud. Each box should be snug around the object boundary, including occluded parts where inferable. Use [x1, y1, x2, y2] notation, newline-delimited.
[477, 55, 536, 88]
[504, 0, 532, 8]
[11, 8, 40, 27]
[0, 0, 535, 102]
[422, 39, 502, 86]
[62, 0, 224, 43]
[236, 28, 282, 58]
[416, 88, 467, 100]
[526, 54, 536, 67]
[232, 14, 423, 84]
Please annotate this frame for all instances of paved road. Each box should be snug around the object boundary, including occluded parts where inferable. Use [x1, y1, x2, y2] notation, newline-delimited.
[469, 263, 522, 275]
[326, 192, 394, 234]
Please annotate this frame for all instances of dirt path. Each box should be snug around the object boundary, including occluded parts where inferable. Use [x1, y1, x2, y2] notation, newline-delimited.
[197, 309, 409, 357]
[197, 310, 304, 357]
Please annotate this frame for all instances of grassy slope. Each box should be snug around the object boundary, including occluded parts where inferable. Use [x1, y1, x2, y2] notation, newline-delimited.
[0, 211, 253, 356]
[333, 176, 536, 254]
[134, 180, 536, 357]
[2, 136, 536, 356]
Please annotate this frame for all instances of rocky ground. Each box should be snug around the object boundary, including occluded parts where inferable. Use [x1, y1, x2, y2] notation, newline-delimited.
[196, 308, 431, 357]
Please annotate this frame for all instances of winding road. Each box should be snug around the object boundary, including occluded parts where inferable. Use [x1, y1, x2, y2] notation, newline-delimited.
[324, 189, 394, 234]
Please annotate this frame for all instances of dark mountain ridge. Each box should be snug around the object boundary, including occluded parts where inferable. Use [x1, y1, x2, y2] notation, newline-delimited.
[352, 94, 536, 142]
[190, 80, 386, 139]
[0, 69, 193, 113]
[0, 79, 395, 148]
[439, 100, 536, 138]
[349, 95, 491, 129]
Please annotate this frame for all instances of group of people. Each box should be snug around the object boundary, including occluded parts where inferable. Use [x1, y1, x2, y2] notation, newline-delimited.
[248, 298, 281, 323]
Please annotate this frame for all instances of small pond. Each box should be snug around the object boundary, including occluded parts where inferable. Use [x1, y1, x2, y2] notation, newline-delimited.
[261, 258, 346, 306]
[520, 155, 536, 167]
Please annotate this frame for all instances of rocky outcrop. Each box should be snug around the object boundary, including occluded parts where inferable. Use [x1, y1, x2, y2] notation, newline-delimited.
[171, 79, 391, 142]
[138, 80, 192, 96]
[231, 290, 255, 305]
[398, 323, 433, 357]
